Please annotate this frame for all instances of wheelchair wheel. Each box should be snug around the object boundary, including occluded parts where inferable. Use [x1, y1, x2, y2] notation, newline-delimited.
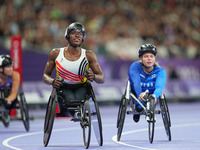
[19, 92, 30, 131]
[117, 94, 128, 141]
[82, 100, 91, 149]
[160, 95, 171, 141]
[148, 98, 155, 143]
[43, 90, 57, 147]
[91, 99, 103, 146]
[117, 94, 124, 128]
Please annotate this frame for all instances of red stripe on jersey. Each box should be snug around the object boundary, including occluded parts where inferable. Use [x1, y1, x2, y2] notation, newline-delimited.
[57, 67, 80, 81]
[56, 60, 84, 81]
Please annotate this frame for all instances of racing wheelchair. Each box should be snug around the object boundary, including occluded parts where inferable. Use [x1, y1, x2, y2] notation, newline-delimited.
[43, 81, 103, 149]
[117, 81, 171, 143]
[0, 85, 30, 131]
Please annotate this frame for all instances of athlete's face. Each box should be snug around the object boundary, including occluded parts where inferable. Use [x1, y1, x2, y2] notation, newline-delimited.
[69, 29, 83, 47]
[140, 53, 155, 68]
[3, 66, 13, 76]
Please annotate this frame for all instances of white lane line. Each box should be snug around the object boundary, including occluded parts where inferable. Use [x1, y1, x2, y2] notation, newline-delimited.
[2, 127, 80, 150]
[3, 122, 200, 150]
[2, 122, 117, 150]
[112, 128, 157, 150]
[112, 122, 200, 150]
[3, 131, 42, 150]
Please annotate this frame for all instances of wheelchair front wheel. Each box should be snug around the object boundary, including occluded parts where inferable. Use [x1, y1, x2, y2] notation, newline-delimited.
[43, 92, 57, 147]
[91, 99, 103, 146]
[148, 99, 155, 143]
[117, 95, 128, 141]
[82, 100, 91, 149]
[19, 92, 30, 132]
[117, 94, 124, 128]
[160, 96, 171, 141]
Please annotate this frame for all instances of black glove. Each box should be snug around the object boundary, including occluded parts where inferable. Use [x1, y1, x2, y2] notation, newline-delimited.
[0, 98, 11, 109]
[0, 98, 6, 106]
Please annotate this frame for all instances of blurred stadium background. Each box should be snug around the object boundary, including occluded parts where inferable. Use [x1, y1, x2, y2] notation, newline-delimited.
[0, 0, 200, 106]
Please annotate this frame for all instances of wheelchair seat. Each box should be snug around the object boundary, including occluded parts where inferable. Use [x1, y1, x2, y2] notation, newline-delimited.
[56, 82, 95, 117]
[58, 82, 93, 104]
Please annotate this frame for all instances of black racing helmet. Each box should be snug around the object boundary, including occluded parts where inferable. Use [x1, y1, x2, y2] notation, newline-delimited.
[64, 22, 86, 41]
[138, 44, 157, 57]
[0, 55, 13, 68]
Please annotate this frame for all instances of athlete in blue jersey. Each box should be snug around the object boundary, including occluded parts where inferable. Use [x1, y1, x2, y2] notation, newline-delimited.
[128, 44, 166, 122]
[0, 55, 20, 126]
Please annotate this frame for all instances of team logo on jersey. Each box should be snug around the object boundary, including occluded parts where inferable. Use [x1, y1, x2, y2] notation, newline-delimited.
[152, 74, 156, 78]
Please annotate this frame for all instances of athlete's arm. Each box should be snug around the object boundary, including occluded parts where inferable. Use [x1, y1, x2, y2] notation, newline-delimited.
[86, 50, 104, 83]
[6, 71, 20, 103]
[43, 49, 62, 88]
[128, 62, 142, 99]
[153, 69, 166, 99]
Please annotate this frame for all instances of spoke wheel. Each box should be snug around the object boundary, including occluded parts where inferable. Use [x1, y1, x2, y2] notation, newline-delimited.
[19, 93, 30, 131]
[117, 95, 128, 141]
[160, 96, 171, 141]
[148, 99, 155, 143]
[43, 93, 57, 147]
[82, 101, 91, 149]
[91, 98, 103, 146]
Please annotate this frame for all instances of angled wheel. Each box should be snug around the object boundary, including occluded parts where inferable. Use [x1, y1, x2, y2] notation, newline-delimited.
[43, 89, 57, 147]
[148, 98, 155, 143]
[117, 94, 128, 141]
[90, 98, 103, 146]
[160, 95, 171, 141]
[82, 100, 91, 149]
[19, 92, 30, 131]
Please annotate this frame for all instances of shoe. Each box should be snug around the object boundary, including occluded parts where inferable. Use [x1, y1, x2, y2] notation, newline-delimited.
[135, 107, 143, 112]
[133, 114, 140, 123]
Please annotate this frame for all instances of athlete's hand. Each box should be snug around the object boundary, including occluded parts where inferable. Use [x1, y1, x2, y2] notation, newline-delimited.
[52, 77, 63, 88]
[0, 98, 11, 109]
[149, 94, 157, 104]
[86, 70, 95, 82]
[139, 92, 146, 101]
[139, 90, 149, 101]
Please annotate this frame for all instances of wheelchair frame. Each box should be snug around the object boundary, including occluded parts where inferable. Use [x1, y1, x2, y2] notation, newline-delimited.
[117, 81, 171, 143]
[0, 85, 30, 131]
[43, 82, 103, 149]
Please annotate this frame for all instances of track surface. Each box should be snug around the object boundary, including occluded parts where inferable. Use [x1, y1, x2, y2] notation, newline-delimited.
[0, 102, 200, 150]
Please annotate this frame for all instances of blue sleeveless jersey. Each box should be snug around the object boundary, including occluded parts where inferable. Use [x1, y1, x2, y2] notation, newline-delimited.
[128, 62, 166, 99]
[0, 77, 12, 90]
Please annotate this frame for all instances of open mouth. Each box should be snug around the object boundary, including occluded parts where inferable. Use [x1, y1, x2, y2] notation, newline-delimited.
[74, 38, 80, 42]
